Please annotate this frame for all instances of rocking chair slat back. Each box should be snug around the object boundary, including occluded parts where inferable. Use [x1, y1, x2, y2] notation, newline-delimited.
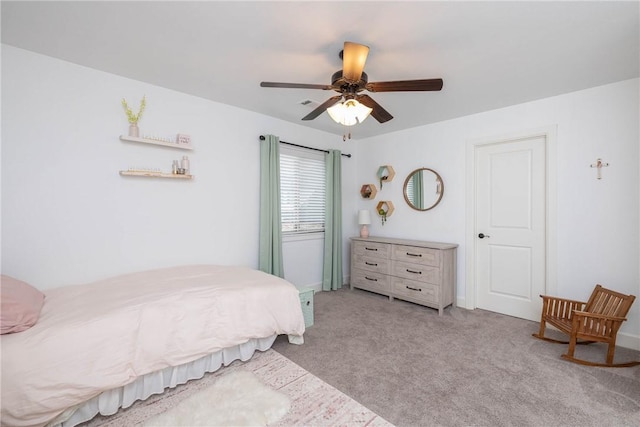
[585, 286, 633, 318]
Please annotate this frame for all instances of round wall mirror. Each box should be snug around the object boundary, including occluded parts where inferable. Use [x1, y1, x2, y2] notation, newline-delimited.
[403, 168, 444, 211]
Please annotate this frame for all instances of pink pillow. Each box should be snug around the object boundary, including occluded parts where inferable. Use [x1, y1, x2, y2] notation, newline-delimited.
[1, 275, 45, 334]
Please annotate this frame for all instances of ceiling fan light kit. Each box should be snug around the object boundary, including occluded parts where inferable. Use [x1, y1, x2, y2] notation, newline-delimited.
[327, 99, 372, 126]
[260, 41, 443, 130]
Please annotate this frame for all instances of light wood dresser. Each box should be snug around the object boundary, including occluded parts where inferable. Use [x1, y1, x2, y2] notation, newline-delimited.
[350, 236, 458, 315]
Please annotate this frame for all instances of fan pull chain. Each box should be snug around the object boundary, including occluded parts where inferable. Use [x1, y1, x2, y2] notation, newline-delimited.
[342, 131, 352, 142]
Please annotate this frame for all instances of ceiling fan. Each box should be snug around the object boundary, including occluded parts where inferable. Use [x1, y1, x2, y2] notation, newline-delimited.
[260, 41, 443, 125]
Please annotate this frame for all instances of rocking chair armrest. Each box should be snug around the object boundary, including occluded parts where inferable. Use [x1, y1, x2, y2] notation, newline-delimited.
[539, 295, 586, 321]
[571, 310, 627, 323]
[539, 294, 586, 307]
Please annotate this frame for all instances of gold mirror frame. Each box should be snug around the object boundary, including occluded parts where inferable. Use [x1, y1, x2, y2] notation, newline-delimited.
[402, 168, 444, 211]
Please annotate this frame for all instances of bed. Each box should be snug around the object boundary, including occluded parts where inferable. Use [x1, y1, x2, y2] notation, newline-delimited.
[1, 265, 306, 427]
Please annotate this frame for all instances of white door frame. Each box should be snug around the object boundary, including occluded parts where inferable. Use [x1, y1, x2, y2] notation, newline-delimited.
[464, 126, 558, 311]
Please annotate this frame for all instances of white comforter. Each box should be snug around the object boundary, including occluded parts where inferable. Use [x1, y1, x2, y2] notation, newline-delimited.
[1, 265, 306, 427]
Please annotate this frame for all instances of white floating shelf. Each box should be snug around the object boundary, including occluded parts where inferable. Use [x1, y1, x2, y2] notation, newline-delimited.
[119, 171, 193, 180]
[120, 135, 193, 150]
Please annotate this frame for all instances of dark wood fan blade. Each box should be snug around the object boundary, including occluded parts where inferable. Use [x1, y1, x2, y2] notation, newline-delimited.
[357, 94, 393, 123]
[366, 78, 443, 92]
[260, 82, 334, 90]
[301, 95, 342, 121]
[342, 42, 369, 83]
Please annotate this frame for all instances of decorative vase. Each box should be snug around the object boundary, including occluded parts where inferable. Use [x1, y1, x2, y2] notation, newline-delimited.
[128, 123, 139, 137]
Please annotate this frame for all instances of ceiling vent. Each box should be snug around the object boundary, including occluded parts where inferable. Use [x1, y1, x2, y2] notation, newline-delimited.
[298, 99, 317, 107]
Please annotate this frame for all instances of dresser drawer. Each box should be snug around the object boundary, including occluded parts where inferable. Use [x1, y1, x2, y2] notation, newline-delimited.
[351, 268, 391, 294]
[352, 241, 390, 259]
[352, 253, 390, 275]
[392, 244, 440, 267]
[392, 261, 441, 284]
[391, 278, 439, 305]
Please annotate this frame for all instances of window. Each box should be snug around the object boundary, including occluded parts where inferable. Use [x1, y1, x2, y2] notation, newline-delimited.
[279, 146, 325, 235]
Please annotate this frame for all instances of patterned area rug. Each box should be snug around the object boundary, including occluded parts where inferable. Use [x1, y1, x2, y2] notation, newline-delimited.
[80, 350, 393, 426]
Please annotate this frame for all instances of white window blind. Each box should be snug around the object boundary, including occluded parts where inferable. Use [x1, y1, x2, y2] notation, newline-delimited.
[280, 146, 325, 235]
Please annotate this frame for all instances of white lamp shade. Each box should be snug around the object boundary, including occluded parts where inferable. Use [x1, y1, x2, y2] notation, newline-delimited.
[358, 209, 371, 225]
[327, 99, 373, 126]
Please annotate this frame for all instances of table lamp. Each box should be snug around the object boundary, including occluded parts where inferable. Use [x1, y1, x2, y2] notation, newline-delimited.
[358, 209, 371, 238]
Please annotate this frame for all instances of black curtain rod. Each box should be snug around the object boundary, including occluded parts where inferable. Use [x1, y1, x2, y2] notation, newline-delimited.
[259, 135, 352, 158]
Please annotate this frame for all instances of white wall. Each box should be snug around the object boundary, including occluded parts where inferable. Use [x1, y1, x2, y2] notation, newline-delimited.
[1, 45, 358, 291]
[355, 78, 639, 346]
[3, 46, 638, 346]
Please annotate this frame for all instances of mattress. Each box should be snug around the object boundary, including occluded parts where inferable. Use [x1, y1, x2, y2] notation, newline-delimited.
[1, 265, 306, 427]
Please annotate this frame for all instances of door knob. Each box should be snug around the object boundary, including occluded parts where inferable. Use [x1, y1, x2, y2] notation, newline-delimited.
[478, 233, 490, 239]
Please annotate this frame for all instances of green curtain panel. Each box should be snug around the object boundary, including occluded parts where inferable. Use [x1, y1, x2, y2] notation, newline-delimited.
[322, 150, 343, 291]
[413, 169, 424, 209]
[258, 135, 285, 278]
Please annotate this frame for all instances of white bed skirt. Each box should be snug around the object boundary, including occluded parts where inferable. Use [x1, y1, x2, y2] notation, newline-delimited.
[50, 335, 278, 427]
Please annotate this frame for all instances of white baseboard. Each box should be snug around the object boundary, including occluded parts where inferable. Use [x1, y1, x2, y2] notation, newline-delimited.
[297, 282, 322, 293]
[617, 332, 640, 351]
[296, 275, 348, 294]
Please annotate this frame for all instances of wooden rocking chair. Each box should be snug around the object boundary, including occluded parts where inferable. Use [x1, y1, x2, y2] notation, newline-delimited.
[532, 284, 639, 367]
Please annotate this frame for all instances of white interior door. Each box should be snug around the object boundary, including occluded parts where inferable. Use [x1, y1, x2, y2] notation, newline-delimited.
[475, 135, 547, 321]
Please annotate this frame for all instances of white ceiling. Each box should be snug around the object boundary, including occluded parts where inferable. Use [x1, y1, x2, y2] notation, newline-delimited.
[2, 1, 638, 139]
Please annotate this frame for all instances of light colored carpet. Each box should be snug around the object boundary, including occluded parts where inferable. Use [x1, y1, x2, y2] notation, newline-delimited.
[80, 350, 393, 427]
[272, 288, 640, 427]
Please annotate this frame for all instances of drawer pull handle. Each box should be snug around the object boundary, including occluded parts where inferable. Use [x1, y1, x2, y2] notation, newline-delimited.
[365, 247, 378, 251]
[407, 252, 422, 257]
[406, 285, 422, 292]
[365, 276, 378, 282]
[406, 269, 422, 274]
[365, 262, 378, 266]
